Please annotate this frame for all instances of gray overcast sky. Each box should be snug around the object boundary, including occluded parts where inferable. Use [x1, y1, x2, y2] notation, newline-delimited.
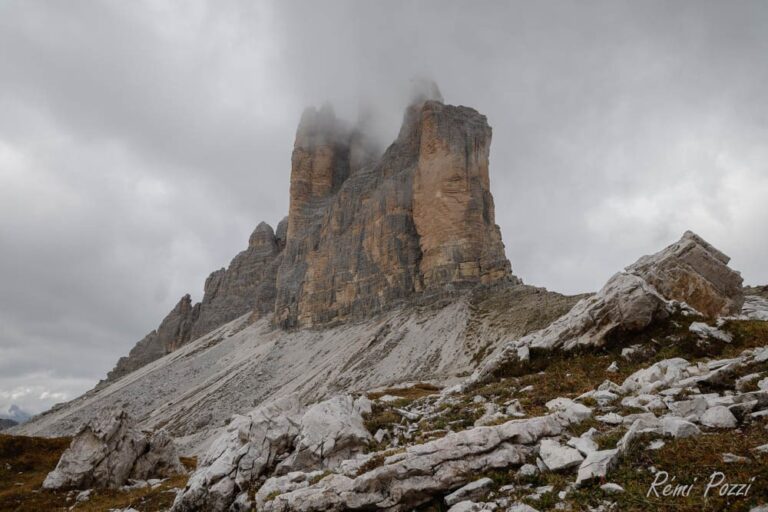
[1, 0, 767, 415]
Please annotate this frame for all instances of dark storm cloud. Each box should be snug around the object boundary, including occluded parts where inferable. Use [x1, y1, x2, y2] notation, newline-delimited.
[1, 0, 767, 413]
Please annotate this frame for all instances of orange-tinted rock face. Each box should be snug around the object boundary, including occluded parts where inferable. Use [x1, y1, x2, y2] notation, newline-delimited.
[626, 230, 744, 318]
[274, 93, 516, 328]
[108, 87, 519, 381]
[414, 101, 511, 289]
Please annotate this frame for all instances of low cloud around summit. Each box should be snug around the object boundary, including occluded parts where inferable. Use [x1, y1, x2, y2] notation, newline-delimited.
[1, 0, 767, 414]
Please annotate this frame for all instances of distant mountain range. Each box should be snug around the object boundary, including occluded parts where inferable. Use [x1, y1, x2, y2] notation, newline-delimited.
[0, 404, 31, 425]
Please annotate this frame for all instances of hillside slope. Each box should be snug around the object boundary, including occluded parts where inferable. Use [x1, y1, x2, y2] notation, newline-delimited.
[14, 284, 581, 454]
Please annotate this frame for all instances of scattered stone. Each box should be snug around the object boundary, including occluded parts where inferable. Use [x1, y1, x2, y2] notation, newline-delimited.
[742, 296, 768, 321]
[545, 398, 593, 423]
[607, 362, 619, 373]
[647, 439, 665, 450]
[596, 413, 623, 425]
[667, 397, 708, 421]
[446, 501, 498, 512]
[539, 439, 584, 472]
[75, 490, 92, 503]
[518, 464, 539, 478]
[445, 478, 494, 506]
[507, 503, 540, 512]
[567, 436, 598, 456]
[576, 449, 619, 485]
[622, 394, 666, 412]
[621, 358, 693, 394]
[600, 483, 624, 494]
[689, 322, 733, 343]
[661, 416, 701, 438]
[722, 453, 750, 463]
[700, 406, 738, 429]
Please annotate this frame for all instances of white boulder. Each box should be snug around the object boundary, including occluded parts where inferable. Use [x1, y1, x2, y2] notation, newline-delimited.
[700, 406, 738, 429]
[43, 409, 183, 490]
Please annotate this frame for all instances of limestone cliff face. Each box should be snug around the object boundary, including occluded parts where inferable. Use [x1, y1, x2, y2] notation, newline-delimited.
[108, 85, 517, 380]
[274, 91, 516, 327]
[190, 222, 283, 338]
[107, 294, 200, 382]
[106, 223, 286, 383]
[413, 101, 510, 289]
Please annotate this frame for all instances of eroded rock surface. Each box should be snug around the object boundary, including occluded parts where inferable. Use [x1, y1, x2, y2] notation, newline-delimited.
[106, 222, 285, 384]
[468, 231, 743, 387]
[274, 86, 516, 328]
[106, 82, 518, 383]
[262, 414, 576, 512]
[172, 394, 372, 512]
[627, 230, 743, 318]
[42, 410, 183, 490]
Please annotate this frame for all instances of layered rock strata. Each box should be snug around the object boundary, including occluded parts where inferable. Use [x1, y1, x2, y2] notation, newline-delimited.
[468, 231, 744, 387]
[274, 89, 515, 327]
[108, 83, 517, 381]
[105, 221, 286, 383]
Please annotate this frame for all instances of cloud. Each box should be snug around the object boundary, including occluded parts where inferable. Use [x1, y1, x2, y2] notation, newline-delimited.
[1, 0, 767, 414]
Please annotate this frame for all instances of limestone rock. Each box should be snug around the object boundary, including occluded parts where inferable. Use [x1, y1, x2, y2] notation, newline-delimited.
[276, 395, 372, 473]
[106, 294, 200, 382]
[444, 477, 494, 506]
[470, 272, 669, 386]
[626, 230, 743, 317]
[538, 439, 584, 471]
[467, 231, 744, 387]
[106, 222, 285, 384]
[174, 394, 375, 512]
[741, 295, 768, 321]
[621, 358, 693, 394]
[689, 322, 733, 343]
[262, 414, 574, 511]
[172, 396, 303, 512]
[190, 221, 283, 337]
[274, 87, 516, 328]
[42, 410, 183, 490]
[661, 416, 701, 438]
[700, 406, 738, 428]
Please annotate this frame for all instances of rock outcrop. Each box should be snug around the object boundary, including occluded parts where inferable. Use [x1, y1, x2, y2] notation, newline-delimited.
[42, 409, 183, 490]
[469, 231, 744, 386]
[172, 394, 373, 512]
[105, 222, 286, 383]
[274, 85, 515, 327]
[260, 413, 578, 512]
[107, 81, 517, 382]
[106, 294, 200, 382]
[627, 230, 743, 317]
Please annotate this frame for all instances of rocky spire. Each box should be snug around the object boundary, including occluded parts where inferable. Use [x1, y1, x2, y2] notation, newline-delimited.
[274, 85, 516, 328]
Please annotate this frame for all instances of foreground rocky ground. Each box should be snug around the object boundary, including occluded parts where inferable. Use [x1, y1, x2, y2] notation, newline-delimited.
[5, 314, 768, 511]
[5, 232, 767, 511]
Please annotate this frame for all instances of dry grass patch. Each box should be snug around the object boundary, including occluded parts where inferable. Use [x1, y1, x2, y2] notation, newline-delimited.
[367, 382, 440, 401]
[568, 422, 768, 511]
